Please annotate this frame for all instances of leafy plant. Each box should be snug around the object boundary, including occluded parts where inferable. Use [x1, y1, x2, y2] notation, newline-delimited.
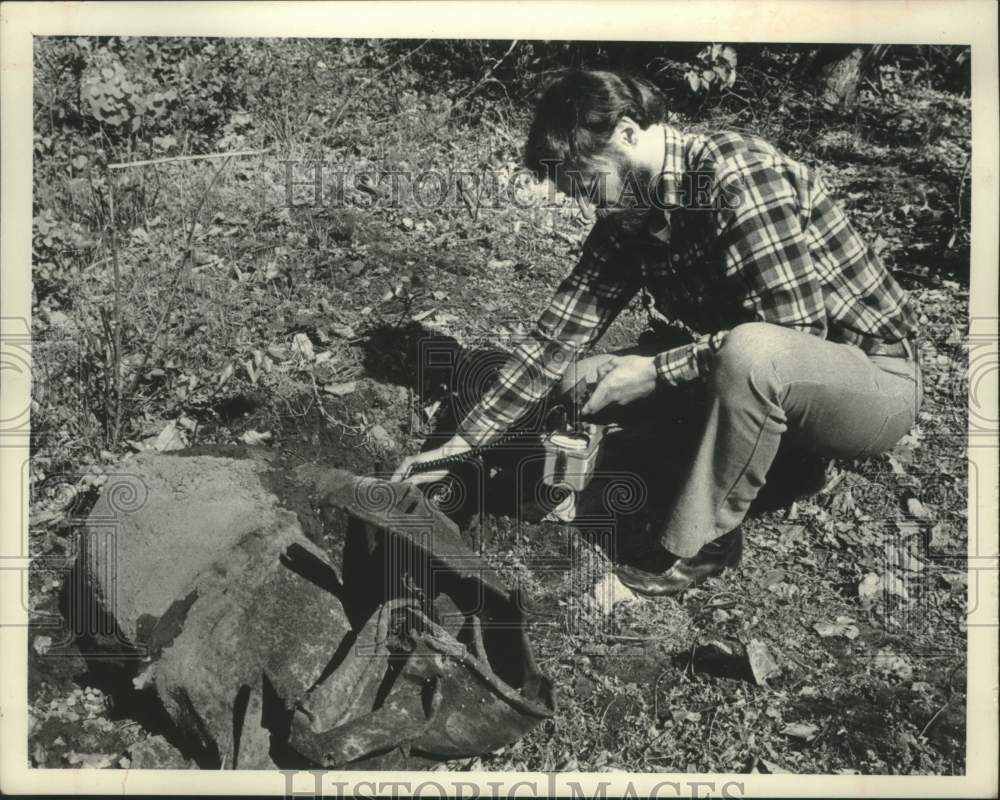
[684, 44, 738, 95]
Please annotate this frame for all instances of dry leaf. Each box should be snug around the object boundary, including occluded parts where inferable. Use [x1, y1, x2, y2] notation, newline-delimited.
[813, 616, 860, 640]
[148, 421, 186, 452]
[33, 635, 53, 656]
[324, 381, 356, 397]
[746, 639, 780, 685]
[368, 423, 397, 452]
[291, 332, 315, 361]
[586, 571, 644, 616]
[928, 522, 951, 549]
[882, 571, 910, 601]
[873, 648, 913, 680]
[781, 722, 819, 741]
[330, 323, 356, 339]
[266, 343, 289, 361]
[905, 497, 930, 518]
[858, 573, 881, 606]
[216, 362, 234, 389]
[240, 430, 272, 446]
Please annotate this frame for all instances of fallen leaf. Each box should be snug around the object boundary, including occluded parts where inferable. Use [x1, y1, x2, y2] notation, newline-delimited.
[412, 308, 436, 322]
[894, 520, 923, 539]
[757, 757, 793, 774]
[33, 635, 53, 656]
[928, 522, 951, 549]
[64, 751, 114, 768]
[873, 648, 913, 680]
[746, 639, 780, 685]
[240, 430, 272, 446]
[937, 571, 966, 591]
[330, 323, 356, 339]
[266, 343, 289, 361]
[324, 381, 356, 397]
[586, 571, 644, 615]
[768, 581, 799, 601]
[760, 568, 786, 588]
[882, 571, 910, 601]
[292, 332, 315, 361]
[858, 573, 881, 606]
[886, 453, 906, 475]
[812, 616, 860, 640]
[148, 421, 186, 452]
[216, 362, 234, 389]
[888, 545, 925, 573]
[781, 722, 819, 741]
[905, 496, 930, 518]
[368, 423, 396, 452]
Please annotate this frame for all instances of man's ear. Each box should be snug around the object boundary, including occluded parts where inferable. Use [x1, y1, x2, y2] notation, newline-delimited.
[615, 116, 641, 148]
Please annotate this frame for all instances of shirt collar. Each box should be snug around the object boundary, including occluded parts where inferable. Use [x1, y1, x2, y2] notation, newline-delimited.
[646, 125, 691, 243]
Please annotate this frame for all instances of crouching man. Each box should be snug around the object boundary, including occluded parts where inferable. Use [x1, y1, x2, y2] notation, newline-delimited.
[392, 70, 922, 596]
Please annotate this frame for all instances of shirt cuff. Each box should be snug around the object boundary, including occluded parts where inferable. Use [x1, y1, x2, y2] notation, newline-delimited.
[654, 331, 727, 386]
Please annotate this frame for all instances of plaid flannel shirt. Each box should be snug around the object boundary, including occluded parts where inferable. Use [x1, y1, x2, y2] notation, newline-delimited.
[458, 128, 918, 448]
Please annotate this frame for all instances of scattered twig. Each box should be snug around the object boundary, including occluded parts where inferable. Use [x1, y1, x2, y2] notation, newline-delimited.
[949, 152, 972, 248]
[919, 657, 965, 739]
[106, 181, 123, 445]
[124, 154, 235, 406]
[652, 668, 671, 721]
[328, 40, 431, 132]
[449, 40, 520, 116]
[107, 147, 273, 171]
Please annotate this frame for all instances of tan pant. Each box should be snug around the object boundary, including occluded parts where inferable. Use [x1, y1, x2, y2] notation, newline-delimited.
[557, 323, 922, 557]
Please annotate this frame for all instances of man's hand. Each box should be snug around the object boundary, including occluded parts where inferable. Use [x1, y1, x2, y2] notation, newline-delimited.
[581, 355, 657, 416]
[390, 434, 472, 485]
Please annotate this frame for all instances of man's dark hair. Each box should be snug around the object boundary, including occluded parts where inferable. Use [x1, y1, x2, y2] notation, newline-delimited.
[524, 70, 667, 184]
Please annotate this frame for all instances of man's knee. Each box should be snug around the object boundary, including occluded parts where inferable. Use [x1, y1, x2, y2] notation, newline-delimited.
[708, 323, 783, 400]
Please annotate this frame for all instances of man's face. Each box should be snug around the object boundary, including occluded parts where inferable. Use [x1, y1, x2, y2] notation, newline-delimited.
[559, 147, 656, 232]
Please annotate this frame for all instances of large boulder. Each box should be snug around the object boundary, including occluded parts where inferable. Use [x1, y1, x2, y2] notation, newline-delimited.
[80, 450, 553, 769]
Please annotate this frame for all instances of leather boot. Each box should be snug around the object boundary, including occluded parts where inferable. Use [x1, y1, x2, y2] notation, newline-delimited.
[615, 528, 744, 597]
